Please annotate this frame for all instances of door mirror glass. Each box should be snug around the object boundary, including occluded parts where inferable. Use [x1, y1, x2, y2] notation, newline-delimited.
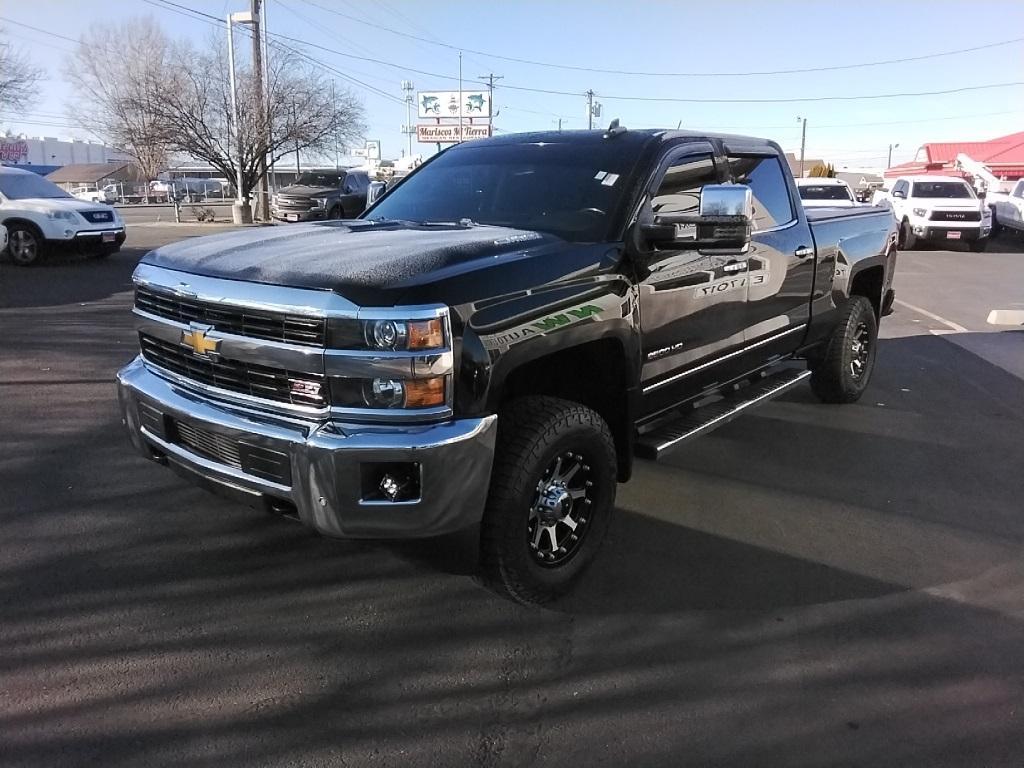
[640, 184, 752, 254]
[366, 181, 387, 205]
[892, 189, 906, 199]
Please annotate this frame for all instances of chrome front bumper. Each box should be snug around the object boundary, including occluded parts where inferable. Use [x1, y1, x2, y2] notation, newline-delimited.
[116, 357, 497, 538]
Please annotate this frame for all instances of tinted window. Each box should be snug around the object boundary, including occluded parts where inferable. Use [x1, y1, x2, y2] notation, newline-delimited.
[0, 172, 71, 200]
[366, 141, 641, 242]
[727, 156, 794, 230]
[799, 184, 853, 201]
[650, 153, 717, 216]
[911, 181, 973, 199]
[295, 173, 345, 188]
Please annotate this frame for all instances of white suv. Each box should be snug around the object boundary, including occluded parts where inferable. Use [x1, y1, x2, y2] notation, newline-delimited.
[795, 177, 858, 208]
[883, 175, 990, 252]
[0, 166, 126, 266]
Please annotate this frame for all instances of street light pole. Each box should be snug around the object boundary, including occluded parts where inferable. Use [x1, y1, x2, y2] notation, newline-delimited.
[226, 13, 251, 224]
[797, 116, 807, 178]
[250, 0, 269, 222]
[586, 90, 594, 130]
[887, 142, 900, 169]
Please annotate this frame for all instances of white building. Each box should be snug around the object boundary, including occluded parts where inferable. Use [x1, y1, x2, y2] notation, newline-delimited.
[0, 135, 127, 172]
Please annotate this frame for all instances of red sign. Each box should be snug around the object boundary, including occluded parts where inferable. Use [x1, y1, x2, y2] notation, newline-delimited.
[0, 140, 29, 163]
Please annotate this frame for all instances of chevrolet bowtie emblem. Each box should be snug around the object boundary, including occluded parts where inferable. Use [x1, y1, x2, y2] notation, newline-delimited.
[180, 325, 221, 357]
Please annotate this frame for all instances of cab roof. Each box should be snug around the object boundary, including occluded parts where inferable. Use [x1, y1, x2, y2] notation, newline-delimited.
[457, 128, 779, 153]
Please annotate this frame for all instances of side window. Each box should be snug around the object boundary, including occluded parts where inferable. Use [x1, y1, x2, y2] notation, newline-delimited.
[650, 153, 717, 216]
[726, 155, 794, 231]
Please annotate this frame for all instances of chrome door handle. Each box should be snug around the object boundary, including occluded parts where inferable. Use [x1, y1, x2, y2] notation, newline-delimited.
[794, 246, 814, 258]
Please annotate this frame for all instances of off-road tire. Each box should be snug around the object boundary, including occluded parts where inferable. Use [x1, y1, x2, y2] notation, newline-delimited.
[810, 296, 878, 404]
[480, 396, 617, 604]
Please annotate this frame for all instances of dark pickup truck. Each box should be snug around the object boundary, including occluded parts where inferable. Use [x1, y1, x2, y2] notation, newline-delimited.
[118, 127, 898, 602]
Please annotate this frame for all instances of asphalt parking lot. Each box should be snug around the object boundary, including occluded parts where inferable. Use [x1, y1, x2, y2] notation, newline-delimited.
[1, 226, 1023, 767]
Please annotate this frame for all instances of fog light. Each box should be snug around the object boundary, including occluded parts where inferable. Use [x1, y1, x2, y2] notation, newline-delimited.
[361, 462, 420, 502]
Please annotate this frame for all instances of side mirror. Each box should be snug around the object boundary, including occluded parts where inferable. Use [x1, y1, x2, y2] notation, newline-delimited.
[639, 184, 753, 255]
[366, 181, 387, 206]
[892, 190, 906, 199]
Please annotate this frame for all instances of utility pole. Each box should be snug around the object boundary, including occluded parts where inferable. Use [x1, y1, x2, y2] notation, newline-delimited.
[401, 80, 415, 156]
[586, 90, 594, 130]
[250, 0, 269, 222]
[797, 116, 807, 178]
[477, 73, 503, 137]
[887, 142, 900, 169]
[458, 51, 463, 142]
[261, 0, 275, 200]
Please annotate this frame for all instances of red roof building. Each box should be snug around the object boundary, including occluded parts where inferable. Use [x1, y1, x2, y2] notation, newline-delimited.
[884, 131, 1024, 180]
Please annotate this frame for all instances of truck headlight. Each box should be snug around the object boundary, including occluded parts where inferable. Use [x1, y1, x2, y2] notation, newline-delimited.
[329, 375, 448, 409]
[363, 318, 445, 350]
[312, 197, 328, 209]
[912, 208, 928, 217]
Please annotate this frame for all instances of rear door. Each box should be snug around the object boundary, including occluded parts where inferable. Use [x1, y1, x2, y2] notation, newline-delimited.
[638, 143, 752, 417]
[723, 150, 815, 355]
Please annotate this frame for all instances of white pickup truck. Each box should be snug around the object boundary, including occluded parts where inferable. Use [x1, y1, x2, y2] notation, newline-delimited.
[1, 166, 126, 265]
[882, 175, 991, 252]
[987, 178, 1024, 236]
[795, 177, 858, 208]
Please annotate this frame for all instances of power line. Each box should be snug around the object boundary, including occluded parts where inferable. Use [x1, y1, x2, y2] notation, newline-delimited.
[291, 0, 1024, 78]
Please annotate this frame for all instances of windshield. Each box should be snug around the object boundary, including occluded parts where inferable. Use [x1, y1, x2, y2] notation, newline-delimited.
[294, 173, 344, 188]
[365, 141, 639, 242]
[0, 172, 72, 200]
[911, 181, 973, 199]
[799, 184, 853, 201]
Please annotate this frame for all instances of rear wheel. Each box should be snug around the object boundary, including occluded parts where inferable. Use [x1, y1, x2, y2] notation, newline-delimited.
[480, 396, 617, 604]
[7, 223, 44, 266]
[810, 296, 878, 404]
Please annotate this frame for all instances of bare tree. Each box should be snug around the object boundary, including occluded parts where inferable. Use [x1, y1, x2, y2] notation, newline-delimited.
[152, 35, 365, 203]
[0, 27, 44, 112]
[63, 18, 171, 190]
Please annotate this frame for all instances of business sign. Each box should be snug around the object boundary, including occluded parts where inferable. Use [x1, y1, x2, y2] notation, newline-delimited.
[351, 139, 381, 160]
[416, 124, 491, 144]
[418, 90, 491, 119]
[0, 139, 29, 163]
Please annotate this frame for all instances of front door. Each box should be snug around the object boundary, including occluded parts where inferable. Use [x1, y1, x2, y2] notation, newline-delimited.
[638, 145, 752, 418]
[723, 151, 815, 358]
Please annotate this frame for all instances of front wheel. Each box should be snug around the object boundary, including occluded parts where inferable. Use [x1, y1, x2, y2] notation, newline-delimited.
[899, 219, 917, 250]
[810, 296, 878, 404]
[480, 396, 617, 604]
[6, 224, 44, 266]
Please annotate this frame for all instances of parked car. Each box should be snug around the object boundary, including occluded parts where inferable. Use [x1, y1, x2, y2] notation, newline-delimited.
[71, 185, 116, 204]
[1, 166, 126, 266]
[271, 170, 370, 222]
[117, 127, 897, 603]
[878, 175, 991, 251]
[795, 177, 858, 207]
[150, 178, 228, 202]
[987, 178, 1024, 237]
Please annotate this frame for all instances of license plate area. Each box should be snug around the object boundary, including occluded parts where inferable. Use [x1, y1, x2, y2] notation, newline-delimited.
[102, 232, 116, 243]
[946, 231, 961, 239]
[287, 213, 299, 222]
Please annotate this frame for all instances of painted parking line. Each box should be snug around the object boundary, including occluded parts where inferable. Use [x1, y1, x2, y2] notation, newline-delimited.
[987, 309, 1024, 326]
[894, 299, 968, 333]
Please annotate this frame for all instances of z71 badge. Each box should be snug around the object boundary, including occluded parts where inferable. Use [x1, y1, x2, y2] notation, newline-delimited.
[696, 273, 766, 298]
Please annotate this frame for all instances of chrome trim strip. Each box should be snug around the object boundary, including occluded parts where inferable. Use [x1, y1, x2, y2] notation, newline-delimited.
[324, 348, 453, 379]
[134, 309, 326, 373]
[134, 263, 360, 319]
[329, 405, 453, 424]
[142, 359, 330, 418]
[141, 425, 294, 495]
[642, 324, 808, 394]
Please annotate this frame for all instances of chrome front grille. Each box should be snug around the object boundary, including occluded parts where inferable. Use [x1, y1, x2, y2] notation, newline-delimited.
[139, 333, 326, 408]
[135, 286, 326, 347]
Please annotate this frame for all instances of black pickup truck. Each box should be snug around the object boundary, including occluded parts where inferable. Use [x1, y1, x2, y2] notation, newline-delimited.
[118, 127, 898, 602]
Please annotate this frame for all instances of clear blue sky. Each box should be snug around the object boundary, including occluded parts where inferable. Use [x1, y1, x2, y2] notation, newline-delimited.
[2, 0, 1023, 170]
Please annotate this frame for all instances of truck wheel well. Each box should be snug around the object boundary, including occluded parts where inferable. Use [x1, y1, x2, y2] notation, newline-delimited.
[850, 265, 885, 317]
[2, 218, 44, 239]
[499, 338, 632, 482]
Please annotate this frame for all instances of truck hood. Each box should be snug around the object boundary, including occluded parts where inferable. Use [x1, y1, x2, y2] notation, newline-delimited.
[913, 198, 983, 210]
[140, 220, 564, 301]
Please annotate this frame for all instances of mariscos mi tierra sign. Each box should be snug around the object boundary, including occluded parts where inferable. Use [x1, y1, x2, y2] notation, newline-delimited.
[416, 124, 491, 144]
